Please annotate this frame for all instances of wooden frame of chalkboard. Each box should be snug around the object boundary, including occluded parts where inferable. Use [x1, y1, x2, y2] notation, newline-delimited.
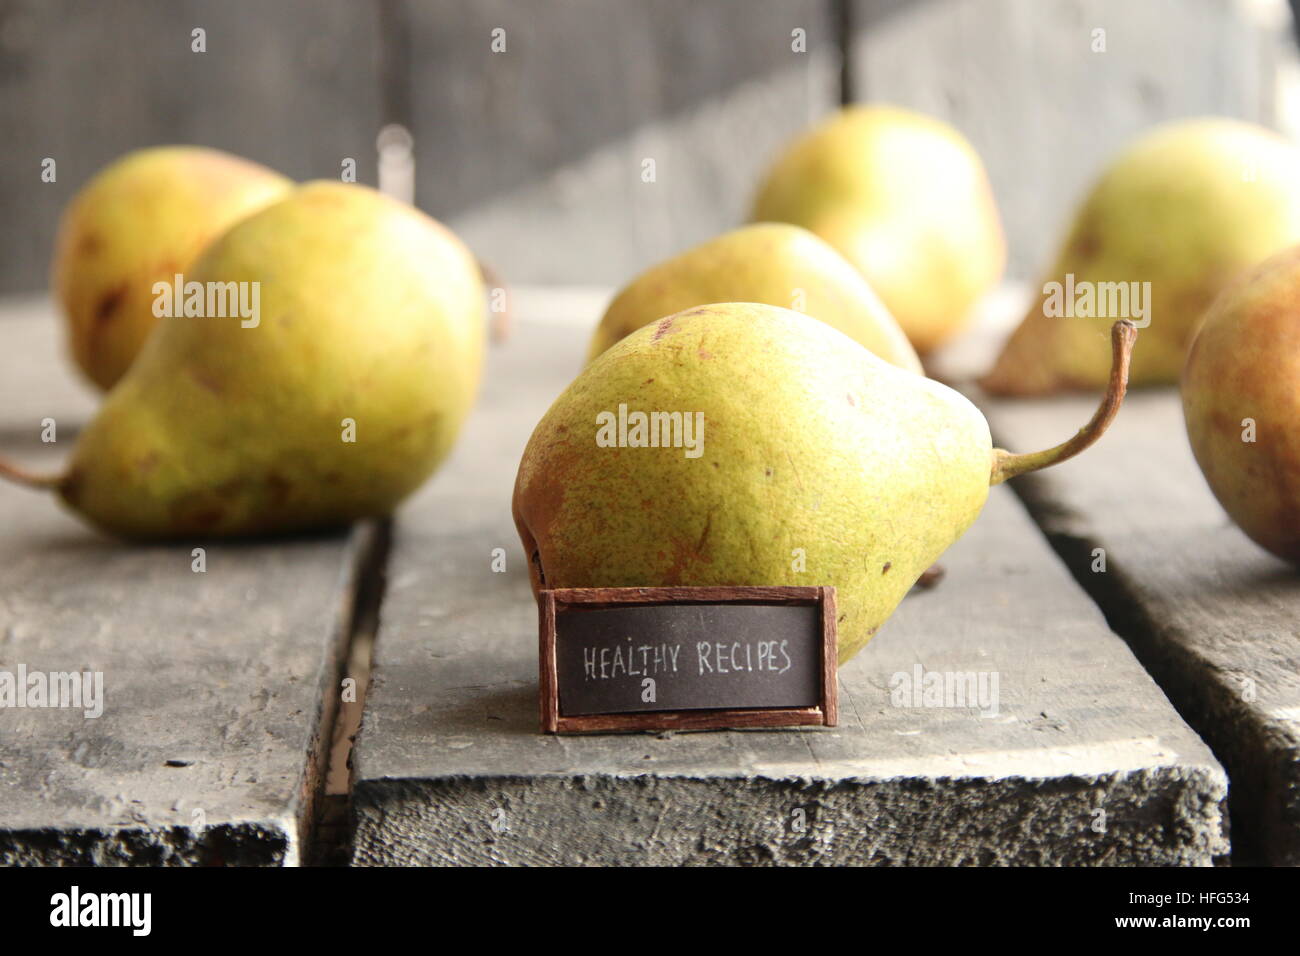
[539, 586, 838, 734]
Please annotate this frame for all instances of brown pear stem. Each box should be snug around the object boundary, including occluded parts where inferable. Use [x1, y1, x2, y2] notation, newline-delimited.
[915, 563, 946, 590]
[989, 319, 1137, 486]
[0, 456, 63, 491]
[478, 258, 513, 345]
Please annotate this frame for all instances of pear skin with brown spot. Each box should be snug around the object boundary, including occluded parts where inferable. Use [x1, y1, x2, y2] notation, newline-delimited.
[57, 182, 485, 538]
[515, 303, 993, 663]
[52, 146, 293, 390]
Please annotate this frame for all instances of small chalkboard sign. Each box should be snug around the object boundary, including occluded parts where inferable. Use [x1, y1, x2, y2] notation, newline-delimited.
[538, 586, 837, 734]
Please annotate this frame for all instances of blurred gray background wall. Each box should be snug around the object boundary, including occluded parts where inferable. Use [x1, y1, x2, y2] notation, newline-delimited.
[0, 0, 1294, 295]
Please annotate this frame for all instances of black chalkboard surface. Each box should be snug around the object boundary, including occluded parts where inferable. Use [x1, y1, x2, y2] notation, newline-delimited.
[557, 603, 821, 715]
[538, 586, 837, 734]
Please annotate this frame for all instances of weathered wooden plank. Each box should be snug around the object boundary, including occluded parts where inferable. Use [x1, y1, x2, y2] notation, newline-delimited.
[850, 0, 1286, 278]
[7, 0, 1283, 296]
[0, 301, 369, 865]
[349, 289, 1227, 867]
[0, 0, 385, 294]
[404, 0, 838, 284]
[977, 386, 1300, 865]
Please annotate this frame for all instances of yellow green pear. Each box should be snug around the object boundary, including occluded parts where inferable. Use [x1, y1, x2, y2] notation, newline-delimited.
[984, 118, 1300, 395]
[586, 223, 921, 373]
[1182, 245, 1300, 565]
[514, 304, 1133, 663]
[52, 146, 293, 390]
[751, 106, 1005, 353]
[2, 182, 485, 538]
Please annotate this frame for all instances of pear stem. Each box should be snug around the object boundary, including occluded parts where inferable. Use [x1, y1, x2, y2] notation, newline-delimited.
[478, 258, 513, 345]
[0, 456, 63, 491]
[915, 563, 946, 590]
[989, 319, 1137, 486]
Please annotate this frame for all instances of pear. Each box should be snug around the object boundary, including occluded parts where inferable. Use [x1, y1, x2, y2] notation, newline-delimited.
[2, 182, 485, 538]
[1182, 245, 1300, 565]
[586, 223, 921, 373]
[751, 106, 1005, 353]
[984, 118, 1300, 395]
[513, 304, 1134, 663]
[52, 146, 293, 390]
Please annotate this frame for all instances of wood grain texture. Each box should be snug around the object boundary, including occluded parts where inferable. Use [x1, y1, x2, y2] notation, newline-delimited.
[548, 585, 825, 605]
[820, 585, 838, 727]
[0, 300, 371, 865]
[976, 386, 1300, 865]
[1, 0, 835, 292]
[3, 0, 1282, 293]
[350, 288, 1226, 867]
[0, 0, 384, 294]
[553, 707, 827, 734]
[404, 0, 838, 284]
[538, 591, 559, 733]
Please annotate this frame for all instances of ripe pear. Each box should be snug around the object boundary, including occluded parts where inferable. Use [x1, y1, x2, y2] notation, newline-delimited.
[751, 106, 1005, 353]
[52, 146, 293, 390]
[2, 182, 485, 538]
[984, 118, 1300, 395]
[513, 304, 1133, 663]
[1182, 245, 1300, 565]
[586, 223, 921, 373]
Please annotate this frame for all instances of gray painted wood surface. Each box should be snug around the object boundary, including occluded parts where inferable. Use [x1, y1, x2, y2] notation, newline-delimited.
[408, 0, 838, 285]
[0, 301, 371, 865]
[0, 0, 384, 294]
[977, 386, 1300, 866]
[349, 291, 1227, 867]
[4, 0, 1285, 293]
